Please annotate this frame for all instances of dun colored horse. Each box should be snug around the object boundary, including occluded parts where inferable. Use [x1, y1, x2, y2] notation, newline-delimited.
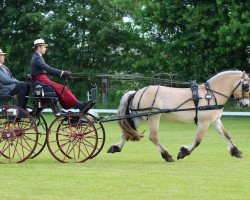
[108, 70, 249, 162]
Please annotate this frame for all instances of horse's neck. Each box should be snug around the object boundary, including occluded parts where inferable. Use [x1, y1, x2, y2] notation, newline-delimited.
[208, 75, 240, 104]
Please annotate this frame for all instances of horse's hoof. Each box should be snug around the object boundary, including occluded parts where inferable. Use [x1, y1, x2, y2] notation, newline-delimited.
[177, 152, 184, 160]
[177, 147, 190, 160]
[107, 145, 121, 153]
[230, 146, 242, 158]
[161, 152, 175, 162]
[166, 155, 175, 162]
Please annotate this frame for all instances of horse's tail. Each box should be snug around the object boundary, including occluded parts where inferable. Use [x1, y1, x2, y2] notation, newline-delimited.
[118, 91, 144, 141]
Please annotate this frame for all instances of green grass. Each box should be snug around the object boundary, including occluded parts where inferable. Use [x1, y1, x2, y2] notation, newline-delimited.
[0, 116, 249, 200]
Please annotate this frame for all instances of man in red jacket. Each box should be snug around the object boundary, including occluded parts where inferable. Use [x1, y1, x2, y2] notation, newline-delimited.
[30, 39, 93, 113]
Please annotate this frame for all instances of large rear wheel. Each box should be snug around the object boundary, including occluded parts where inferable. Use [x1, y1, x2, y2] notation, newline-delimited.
[0, 106, 38, 163]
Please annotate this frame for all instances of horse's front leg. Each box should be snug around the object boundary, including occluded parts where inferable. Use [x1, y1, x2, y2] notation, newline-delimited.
[213, 119, 242, 158]
[177, 121, 209, 160]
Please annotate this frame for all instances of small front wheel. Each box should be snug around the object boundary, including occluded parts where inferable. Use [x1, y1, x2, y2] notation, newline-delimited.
[84, 113, 105, 159]
[47, 113, 98, 163]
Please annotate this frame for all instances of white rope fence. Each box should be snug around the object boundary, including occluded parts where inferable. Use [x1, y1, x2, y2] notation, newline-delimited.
[4, 109, 250, 117]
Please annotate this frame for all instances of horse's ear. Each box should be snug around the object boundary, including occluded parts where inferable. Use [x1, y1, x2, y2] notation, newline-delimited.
[242, 71, 249, 80]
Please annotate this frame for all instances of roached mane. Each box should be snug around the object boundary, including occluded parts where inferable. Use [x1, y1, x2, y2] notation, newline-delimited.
[207, 70, 242, 82]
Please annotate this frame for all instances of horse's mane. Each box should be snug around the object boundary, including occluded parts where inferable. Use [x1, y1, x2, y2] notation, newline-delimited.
[207, 70, 242, 82]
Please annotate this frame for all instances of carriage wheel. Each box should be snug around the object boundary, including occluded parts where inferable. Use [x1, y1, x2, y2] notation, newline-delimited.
[0, 106, 38, 163]
[29, 114, 47, 159]
[84, 113, 105, 159]
[26, 106, 48, 159]
[47, 113, 98, 163]
[53, 113, 105, 160]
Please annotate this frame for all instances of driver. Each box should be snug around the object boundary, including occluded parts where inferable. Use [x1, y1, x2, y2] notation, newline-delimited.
[30, 39, 93, 112]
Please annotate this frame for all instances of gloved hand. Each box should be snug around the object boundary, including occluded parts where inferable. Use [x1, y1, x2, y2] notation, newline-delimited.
[62, 70, 72, 78]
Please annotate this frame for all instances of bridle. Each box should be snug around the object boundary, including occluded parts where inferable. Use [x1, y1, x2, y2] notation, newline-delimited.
[204, 71, 249, 104]
[231, 71, 249, 102]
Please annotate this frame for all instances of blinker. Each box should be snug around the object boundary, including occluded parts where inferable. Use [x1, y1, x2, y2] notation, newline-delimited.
[242, 84, 249, 92]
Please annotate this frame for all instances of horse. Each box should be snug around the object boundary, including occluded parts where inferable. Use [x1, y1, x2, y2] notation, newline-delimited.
[107, 70, 250, 162]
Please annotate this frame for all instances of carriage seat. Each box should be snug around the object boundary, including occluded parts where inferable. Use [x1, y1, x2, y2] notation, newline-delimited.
[27, 74, 57, 98]
[32, 82, 57, 98]
[30, 82, 62, 115]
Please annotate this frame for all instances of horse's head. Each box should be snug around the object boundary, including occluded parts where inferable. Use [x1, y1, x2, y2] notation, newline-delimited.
[232, 71, 249, 108]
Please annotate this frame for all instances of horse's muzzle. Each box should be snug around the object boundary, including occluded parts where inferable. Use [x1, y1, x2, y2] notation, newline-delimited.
[237, 99, 249, 108]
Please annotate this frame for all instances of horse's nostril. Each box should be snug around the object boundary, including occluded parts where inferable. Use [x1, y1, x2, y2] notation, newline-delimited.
[243, 104, 248, 108]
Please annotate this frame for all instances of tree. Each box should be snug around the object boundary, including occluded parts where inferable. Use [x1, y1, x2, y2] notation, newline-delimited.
[121, 0, 250, 82]
[0, 0, 44, 78]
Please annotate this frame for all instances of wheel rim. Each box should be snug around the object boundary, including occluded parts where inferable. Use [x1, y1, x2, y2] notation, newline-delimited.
[30, 114, 48, 159]
[84, 113, 105, 159]
[26, 106, 48, 159]
[0, 106, 38, 163]
[47, 113, 98, 163]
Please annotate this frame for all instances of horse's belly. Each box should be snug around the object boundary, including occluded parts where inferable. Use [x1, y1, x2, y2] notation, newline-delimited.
[162, 112, 195, 123]
[162, 109, 223, 124]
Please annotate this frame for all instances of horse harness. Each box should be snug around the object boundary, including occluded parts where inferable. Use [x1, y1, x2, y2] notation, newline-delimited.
[129, 72, 249, 125]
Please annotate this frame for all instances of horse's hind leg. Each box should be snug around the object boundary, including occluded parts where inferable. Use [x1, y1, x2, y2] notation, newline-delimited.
[107, 117, 142, 153]
[213, 119, 242, 158]
[148, 115, 175, 162]
[107, 136, 126, 153]
[177, 121, 209, 160]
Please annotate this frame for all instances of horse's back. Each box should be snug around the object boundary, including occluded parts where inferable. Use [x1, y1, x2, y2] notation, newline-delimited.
[132, 85, 192, 109]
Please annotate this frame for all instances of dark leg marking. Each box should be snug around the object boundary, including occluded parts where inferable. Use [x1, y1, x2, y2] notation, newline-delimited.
[195, 140, 200, 147]
[161, 151, 175, 162]
[222, 130, 232, 140]
[107, 145, 121, 153]
[177, 147, 190, 160]
[230, 146, 242, 158]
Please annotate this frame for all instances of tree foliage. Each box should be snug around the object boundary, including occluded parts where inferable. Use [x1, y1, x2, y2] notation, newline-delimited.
[0, 0, 249, 104]
[122, 0, 250, 81]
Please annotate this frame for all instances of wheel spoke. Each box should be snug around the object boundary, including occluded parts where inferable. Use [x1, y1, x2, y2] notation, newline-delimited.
[47, 113, 98, 163]
[63, 142, 72, 161]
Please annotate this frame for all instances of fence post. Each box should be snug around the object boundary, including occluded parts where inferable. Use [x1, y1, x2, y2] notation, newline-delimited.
[102, 77, 108, 104]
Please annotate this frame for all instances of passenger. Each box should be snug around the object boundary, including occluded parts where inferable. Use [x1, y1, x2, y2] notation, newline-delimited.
[0, 48, 30, 109]
[30, 39, 93, 112]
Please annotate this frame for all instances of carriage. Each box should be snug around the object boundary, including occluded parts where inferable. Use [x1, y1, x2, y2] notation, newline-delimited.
[0, 79, 105, 164]
[0, 70, 249, 164]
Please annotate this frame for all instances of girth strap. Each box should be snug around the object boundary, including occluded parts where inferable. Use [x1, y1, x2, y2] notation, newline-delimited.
[191, 81, 200, 125]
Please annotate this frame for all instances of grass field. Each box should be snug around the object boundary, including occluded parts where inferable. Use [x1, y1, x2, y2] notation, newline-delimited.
[0, 116, 249, 200]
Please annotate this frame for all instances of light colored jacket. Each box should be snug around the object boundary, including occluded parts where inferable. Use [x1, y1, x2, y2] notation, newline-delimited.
[0, 64, 19, 95]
